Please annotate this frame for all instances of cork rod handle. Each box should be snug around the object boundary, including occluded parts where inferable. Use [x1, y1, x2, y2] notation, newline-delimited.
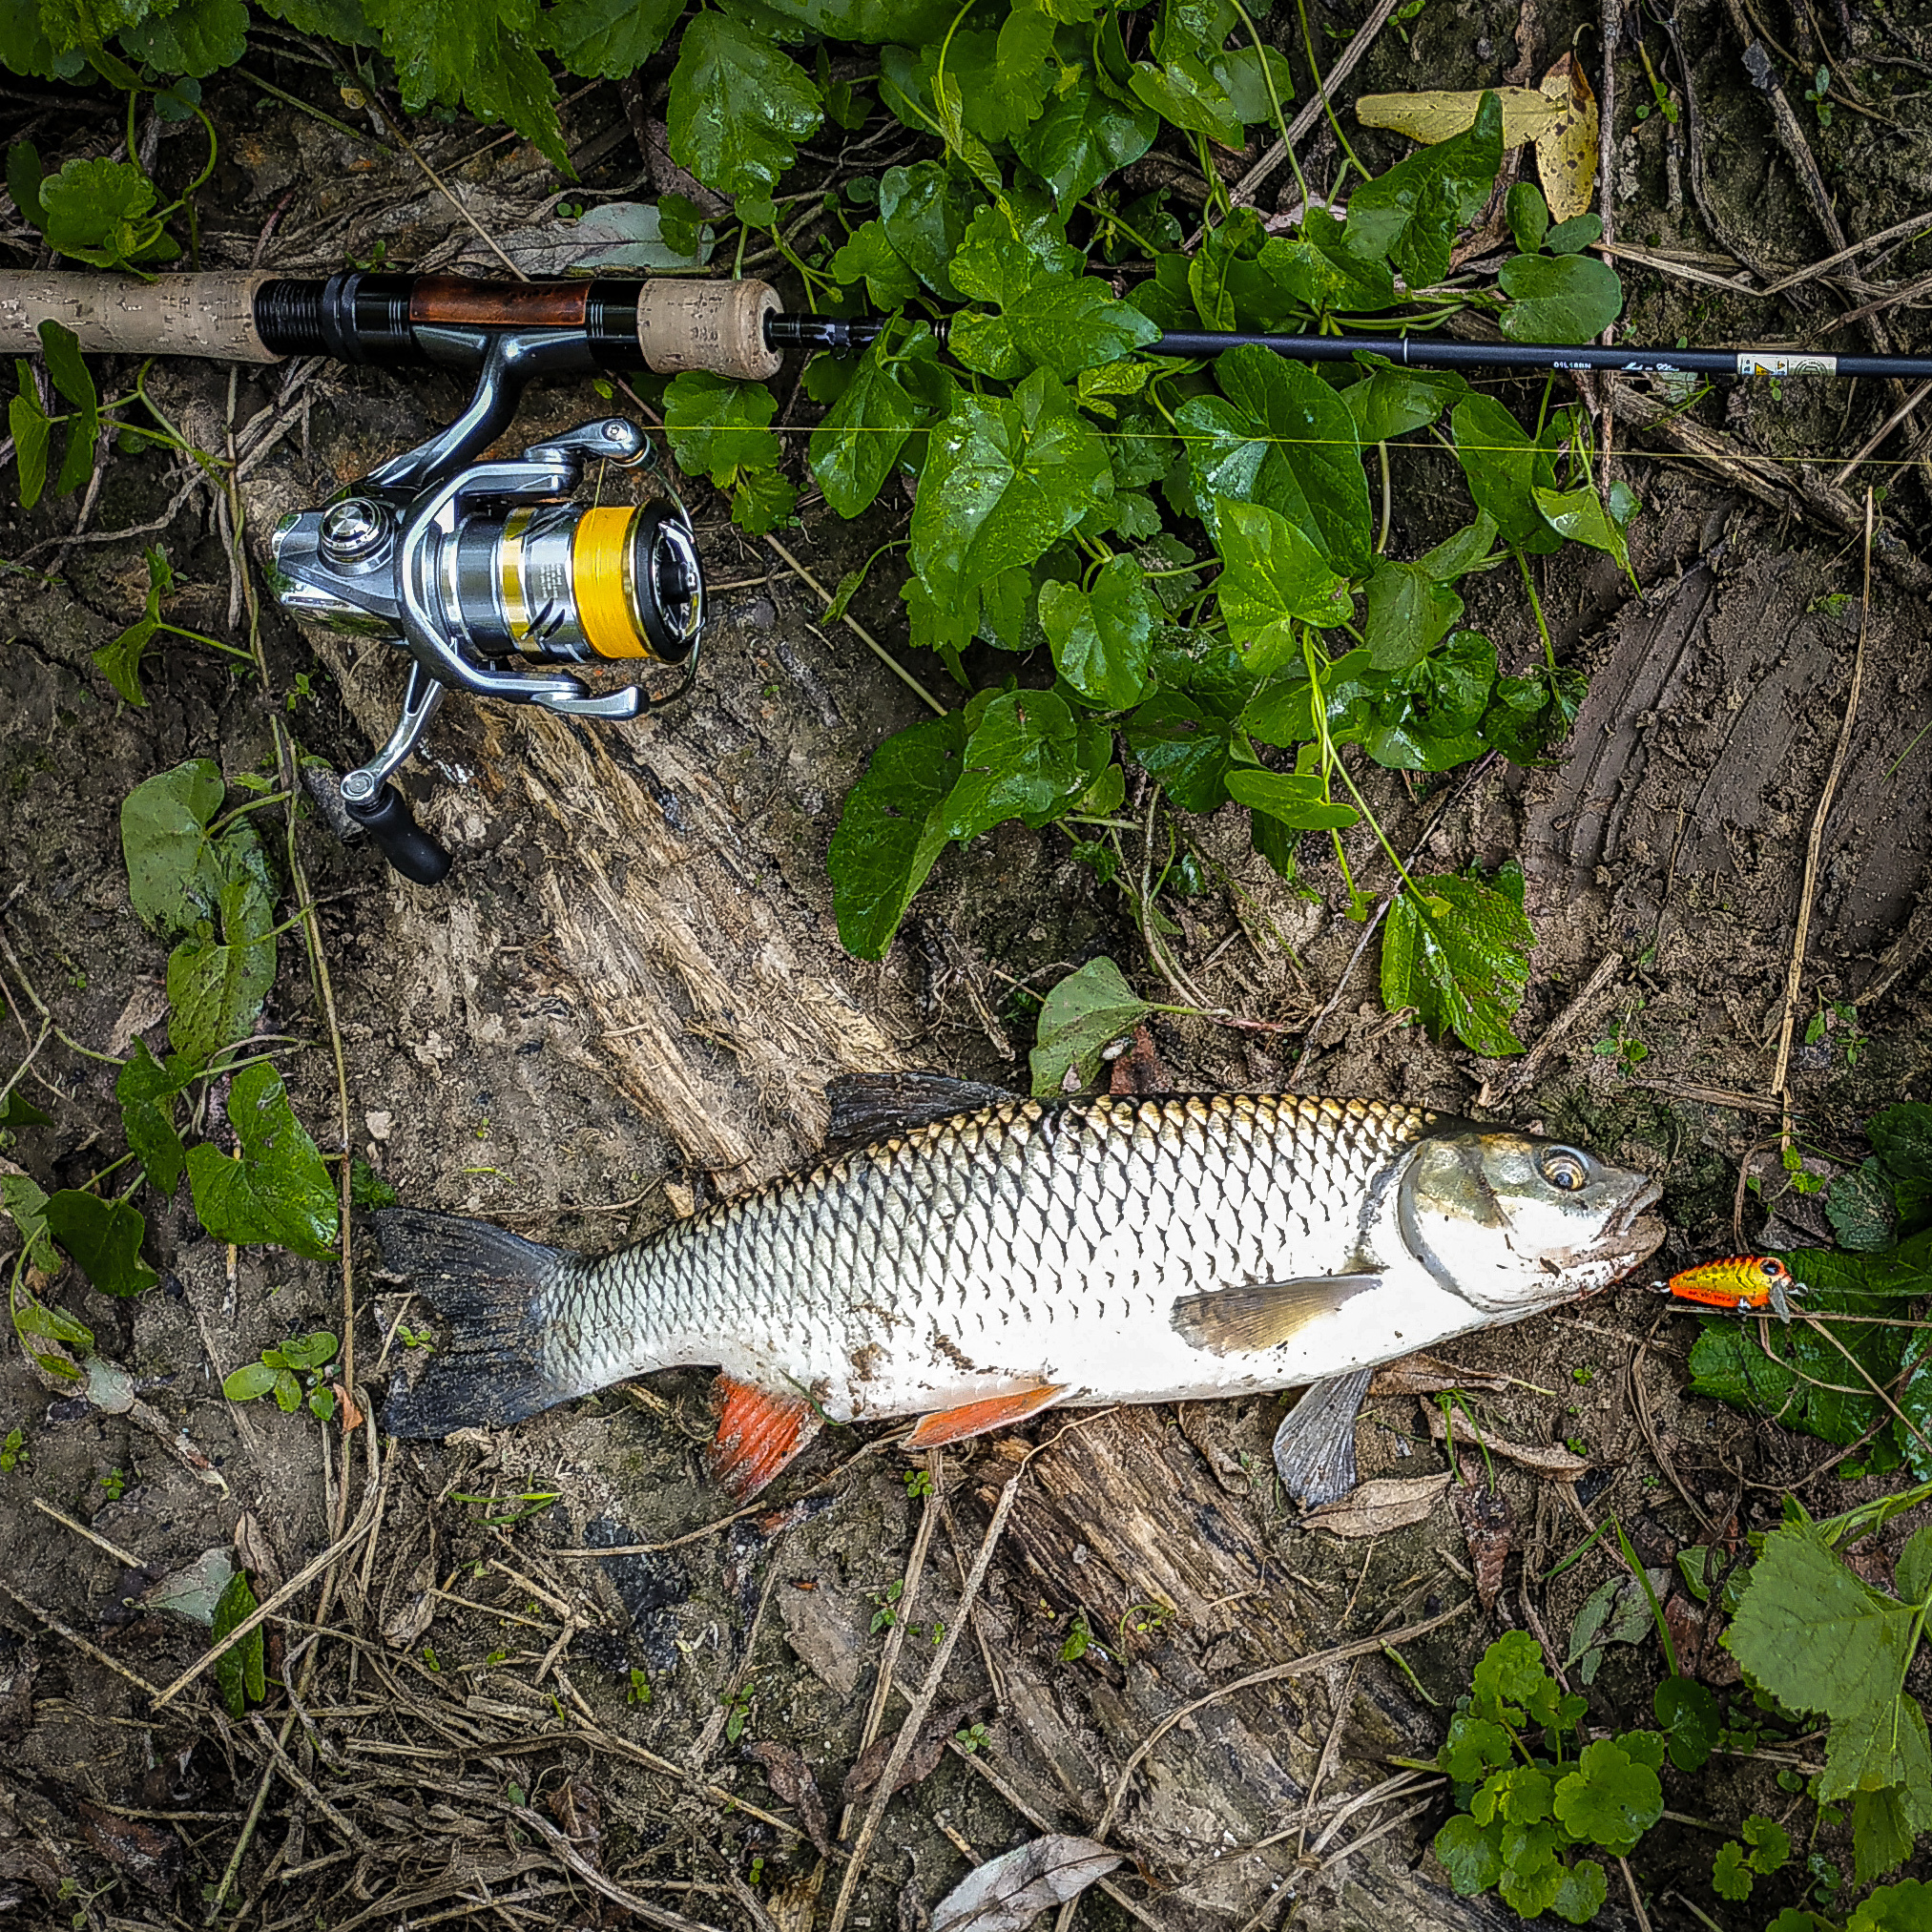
[0, 271, 280, 362]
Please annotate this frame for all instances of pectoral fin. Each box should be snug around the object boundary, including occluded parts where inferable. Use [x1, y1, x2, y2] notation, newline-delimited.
[1272, 1364, 1376, 1509]
[904, 1382, 1066, 1448]
[1171, 1275, 1381, 1355]
[710, 1376, 821, 1499]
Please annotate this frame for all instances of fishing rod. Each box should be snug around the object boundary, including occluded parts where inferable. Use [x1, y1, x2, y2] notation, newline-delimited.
[10, 267, 1924, 882]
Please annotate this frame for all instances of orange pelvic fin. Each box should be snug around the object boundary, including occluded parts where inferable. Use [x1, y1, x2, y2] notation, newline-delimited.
[904, 1382, 1066, 1449]
[710, 1376, 820, 1498]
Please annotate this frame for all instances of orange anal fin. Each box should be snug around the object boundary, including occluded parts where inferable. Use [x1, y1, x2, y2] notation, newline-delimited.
[904, 1383, 1066, 1450]
[710, 1377, 820, 1499]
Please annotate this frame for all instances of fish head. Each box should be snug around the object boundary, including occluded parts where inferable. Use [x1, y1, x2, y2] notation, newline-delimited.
[1400, 1128, 1666, 1314]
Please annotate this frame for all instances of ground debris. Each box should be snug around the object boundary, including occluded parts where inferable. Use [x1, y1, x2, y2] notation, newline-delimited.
[929, 1835, 1122, 1932]
[745, 1739, 832, 1857]
[841, 1695, 991, 1809]
[1451, 1466, 1516, 1613]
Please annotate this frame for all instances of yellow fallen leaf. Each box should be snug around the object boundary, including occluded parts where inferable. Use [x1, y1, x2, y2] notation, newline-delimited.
[1356, 87, 1563, 150]
[1534, 51, 1600, 224]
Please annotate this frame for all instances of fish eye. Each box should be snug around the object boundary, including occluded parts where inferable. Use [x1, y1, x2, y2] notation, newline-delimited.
[1539, 1148, 1589, 1192]
[1760, 1257, 1786, 1280]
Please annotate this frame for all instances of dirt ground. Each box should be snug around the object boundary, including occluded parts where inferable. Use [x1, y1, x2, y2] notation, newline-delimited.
[4, 0, 1932, 1927]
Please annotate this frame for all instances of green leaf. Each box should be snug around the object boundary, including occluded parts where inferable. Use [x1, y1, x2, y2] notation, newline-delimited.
[364, 0, 566, 171]
[942, 689, 1085, 839]
[37, 156, 170, 269]
[1028, 957, 1156, 1096]
[1433, 1814, 1504, 1895]
[828, 712, 967, 961]
[1471, 1765, 1552, 1826]
[1451, 393, 1562, 554]
[1039, 557, 1155, 710]
[1712, 1840, 1754, 1901]
[1851, 1881, 1932, 1931]
[308, 1384, 337, 1422]
[1470, 1630, 1558, 1727]
[93, 545, 169, 707]
[732, 0, 957, 38]
[668, 12, 821, 197]
[42, 1190, 157, 1297]
[38, 320, 95, 497]
[1534, 483, 1631, 573]
[210, 1568, 263, 1720]
[1722, 1522, 1921, 1721]
[121, 759, 226, 937]
[1743, 1815, 1792, 1875]
[1341, 362, 1467, 444]
[1550, 1740, 1662, 1855]
[540, 0, 680, 78]
[1871, 1102, 1932, 1182]
[1438, 1713, 1515, 1783]
[1344, 90, 1504, 289]
[1226, 767, 1358, 832]
[1363, 558, 1465, 672]
[1, 1170, 57, 1273]
[1500, 252, 1624, 344]
[1494, 1826, 1564, 1918]
[830, 219, 922, 308]
[279, 1329, 340, 1370]
[1126, 689, 1236, 814]
[1130, 54, 1241, 146]
[1178, 345, 1372, 573]
[0, 1090, 49, 1128]
[1852, 1787, 1920, 1888]
[953, 273, 1161, 383]
[222, 1361, 280, 1402]
[1821, 1690, 1932, 1815]
[1898, 1525, 1932, 1605]
[1209, 44, 1296, 126]
[1214, 497, 1352, 671]
[10, 373, 49, 509]
[117, 0, 249, 77]
[186, 1062, 338, 1258]
[1652, 1675, 1719, 1771]
[1014, 67, 1157, 203]
[662, 371, 780, 487]
[1506, 179, 1549, 254]
[116, 1040, 188, 1195]
[1420, 512, 1503, 581]
[730, 466, 797, 534]
[911, 371, 1111, 615]
[1829, 1160, 1899, 1251]
[1381, 866, 1533, 1055]
[878, 159, 983, 300]
[1545, 212, 1604, 255]
[166, 822, 276, 1068]
[1548, 1859, 1608, 1925]
[257, 0, 380, 44]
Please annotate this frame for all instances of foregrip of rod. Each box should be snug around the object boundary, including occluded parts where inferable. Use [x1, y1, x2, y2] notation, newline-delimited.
[0, 270, 280, 362]
[634, 278, 782, 381]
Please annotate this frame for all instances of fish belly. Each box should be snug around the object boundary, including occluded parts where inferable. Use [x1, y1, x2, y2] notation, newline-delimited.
[549, 1092, 1449, 1417]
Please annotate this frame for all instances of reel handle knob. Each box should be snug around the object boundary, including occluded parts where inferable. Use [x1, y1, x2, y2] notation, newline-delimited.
[343, 781, 452, 885]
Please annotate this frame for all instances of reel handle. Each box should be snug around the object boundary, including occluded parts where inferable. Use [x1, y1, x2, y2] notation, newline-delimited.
[343, 781, 452, 885]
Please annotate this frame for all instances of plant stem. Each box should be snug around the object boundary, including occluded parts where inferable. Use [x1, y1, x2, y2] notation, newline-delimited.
[1514, 547, 1558, 674]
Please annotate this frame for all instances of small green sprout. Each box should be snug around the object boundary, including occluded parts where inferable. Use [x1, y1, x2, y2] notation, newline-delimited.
[98, 1466, 125, 1501]
[223, 1331, 340, 1422]
[0, 1426, 28, 1473]
[628, 1668, 653, 1705]
[1058, 1613, 1091, 1664]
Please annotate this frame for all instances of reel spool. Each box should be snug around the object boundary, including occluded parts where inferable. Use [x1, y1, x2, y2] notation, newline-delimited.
[267, 325, 706, 883]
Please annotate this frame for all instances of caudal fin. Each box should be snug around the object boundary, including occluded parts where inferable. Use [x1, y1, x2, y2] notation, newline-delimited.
[372, 1209, 573, 1438]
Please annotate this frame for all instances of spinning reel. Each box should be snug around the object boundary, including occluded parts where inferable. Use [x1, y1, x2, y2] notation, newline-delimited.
[267, 323, 705, 883]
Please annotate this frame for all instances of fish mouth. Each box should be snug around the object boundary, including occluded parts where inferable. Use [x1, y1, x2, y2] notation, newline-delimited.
[1568, 1179, 1667, 1278]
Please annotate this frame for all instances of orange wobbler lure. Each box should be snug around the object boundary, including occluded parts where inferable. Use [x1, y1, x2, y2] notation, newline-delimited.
[1662, 1256, 1801, 1322]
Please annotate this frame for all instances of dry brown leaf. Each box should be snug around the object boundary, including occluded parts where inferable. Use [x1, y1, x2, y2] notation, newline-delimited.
[745, 1739, 832, 1858]
[930, 1836, 1122, 1932]
[1534, 52, 1599, 224]
[1425, 1403, 1589, 1480]
[1452, 1468, 1515, 1611]
[1356, 87, 1562, 150]
[1303, 1473, 1452, 1538]
[1369, 1355, 1511, 1396]
[842, 1695, 990, 1808]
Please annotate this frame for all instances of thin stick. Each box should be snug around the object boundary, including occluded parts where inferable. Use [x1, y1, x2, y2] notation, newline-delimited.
[1756, 203, 1932, 297]
[366, 95, 526, 280]
[0, 1581, 166, 1699]
[1089, 1602, 1471, 1844]
[837, 1448, 942, 1839]
[827, 1451, 1035, 1932]
[513, 1807, 725, 1932]
[30, 1496, 144, 1569]
[1209, 0, 1403, 231]
[248, 1713, 371, 1848]
[1832, 378, 1932, 487]
[1618, 1854, 1656, 1932]
[1770, 489, 1871, 1127]
[762, 533, 947, 717]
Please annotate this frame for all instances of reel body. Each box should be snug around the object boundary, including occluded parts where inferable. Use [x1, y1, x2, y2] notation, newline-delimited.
[267, 326, 704, 882]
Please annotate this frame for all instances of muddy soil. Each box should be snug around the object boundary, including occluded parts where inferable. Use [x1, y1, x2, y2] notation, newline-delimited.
[4, 1, 1932, 1928]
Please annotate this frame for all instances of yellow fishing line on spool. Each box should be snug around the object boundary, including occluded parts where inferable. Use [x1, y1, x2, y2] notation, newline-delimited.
[571, 507, 648, 659]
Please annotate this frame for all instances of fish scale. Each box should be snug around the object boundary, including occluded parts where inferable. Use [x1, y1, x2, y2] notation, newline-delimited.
[378, 1079, 1664, 1509]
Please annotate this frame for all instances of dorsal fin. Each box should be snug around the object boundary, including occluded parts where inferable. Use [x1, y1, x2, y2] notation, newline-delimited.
[1171, 1275, 1380, 1356]
[822, 1071, 1017, 1154]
